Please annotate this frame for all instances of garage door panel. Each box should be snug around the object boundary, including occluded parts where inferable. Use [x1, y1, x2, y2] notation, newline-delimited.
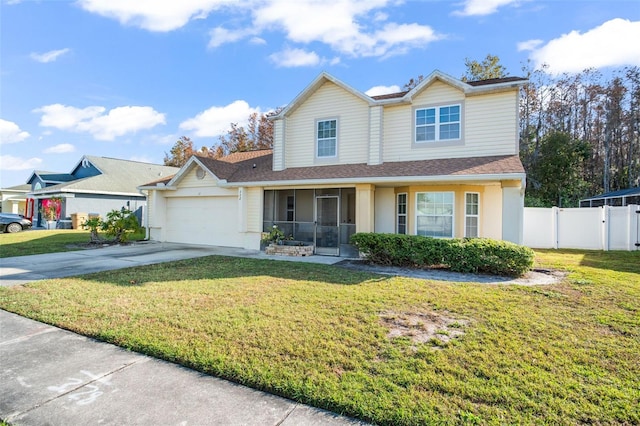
[165, 197, 242, 247]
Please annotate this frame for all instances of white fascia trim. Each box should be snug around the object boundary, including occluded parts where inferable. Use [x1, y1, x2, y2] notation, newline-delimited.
[221, 173, 527, 188]
[29, 188, 144, 197]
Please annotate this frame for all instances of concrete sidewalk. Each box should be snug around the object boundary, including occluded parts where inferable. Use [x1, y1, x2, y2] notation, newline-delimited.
[0, 310, 366, 425]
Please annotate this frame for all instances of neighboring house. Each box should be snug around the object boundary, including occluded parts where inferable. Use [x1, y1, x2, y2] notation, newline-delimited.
[0, 184, 30, 215]
[579, 187, 640, 207]
[141, 71, 527, 255]
[26, 156, 178, 227]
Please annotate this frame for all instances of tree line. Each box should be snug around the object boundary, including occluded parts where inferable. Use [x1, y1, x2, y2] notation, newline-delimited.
[520, 64, 639, 206]
[165, 55, 640, 208]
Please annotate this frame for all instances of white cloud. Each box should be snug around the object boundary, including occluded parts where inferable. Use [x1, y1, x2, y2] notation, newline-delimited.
[30, 48, 71, 63]
[454, 0, 521, 16]
[79, 0, 443, 59]
[517, 39, 543, 52]
[252, 0, 441, 58]
[529, 19, 640, 74]
[34, 104, 166, 141]
[0, 119, 30, 144]
[365, 85, 401, 97]
[0, 155, 42, 170]
[77, 0, 235, 32]
[249, 36, 267, 45]
[179, 100, 259, 137]
[269, 48, 320, 67]
[208, 27, 256, 48]
[43, 143, 75, 154]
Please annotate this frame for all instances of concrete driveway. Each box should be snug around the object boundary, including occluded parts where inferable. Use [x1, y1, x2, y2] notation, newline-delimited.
[0, 242, 258, 287]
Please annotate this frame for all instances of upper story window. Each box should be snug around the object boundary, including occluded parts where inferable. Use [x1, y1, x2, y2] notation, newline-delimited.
[317, 119, 337, 158]
[415, 104, 461, 143]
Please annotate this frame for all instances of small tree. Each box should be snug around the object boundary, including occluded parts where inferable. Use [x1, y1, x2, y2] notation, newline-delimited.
[102, 208, 139, 243]
[83, 217, 102, 242]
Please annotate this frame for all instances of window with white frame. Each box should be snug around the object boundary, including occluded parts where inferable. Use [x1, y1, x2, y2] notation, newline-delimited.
[415, 105, 460, 143]
[416, 192, 454, 238]
[317, 119, 337, 157]
[465, 192, 479, 237]
[396, 193, 407, 234]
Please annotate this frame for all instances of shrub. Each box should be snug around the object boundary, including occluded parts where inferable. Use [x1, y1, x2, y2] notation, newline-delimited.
[103, 208, 139, 243]
[350, 233, 534, 277]
[82, 208, 140, 244]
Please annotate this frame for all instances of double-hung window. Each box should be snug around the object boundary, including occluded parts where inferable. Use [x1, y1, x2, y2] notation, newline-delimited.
[415, 105, 460, 143]
[416, 192, 454, 238]
[465, 193, 479, 237]
[317, 119, 337, 158]
[396, 193, 407, 234]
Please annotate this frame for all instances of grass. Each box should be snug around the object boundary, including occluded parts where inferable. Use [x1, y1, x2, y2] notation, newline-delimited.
[1, 250, 639, 424]
[0, 229, 145, 258]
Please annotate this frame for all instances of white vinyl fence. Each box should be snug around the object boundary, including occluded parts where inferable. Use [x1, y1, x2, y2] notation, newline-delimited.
[524, 205, 640, 251]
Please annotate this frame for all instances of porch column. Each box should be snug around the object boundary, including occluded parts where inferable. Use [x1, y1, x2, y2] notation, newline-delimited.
[237, 187, 247, 233]
[355, 184, 375, 233]
[150, 189, 167, 242]
[501, 180, 524, 244]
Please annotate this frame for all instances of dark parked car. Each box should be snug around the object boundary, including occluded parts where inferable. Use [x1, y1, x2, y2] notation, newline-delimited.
[0, 213, 32, 233]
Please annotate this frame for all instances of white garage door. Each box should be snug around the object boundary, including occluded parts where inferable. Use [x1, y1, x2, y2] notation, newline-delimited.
[165, 196, 242, 247]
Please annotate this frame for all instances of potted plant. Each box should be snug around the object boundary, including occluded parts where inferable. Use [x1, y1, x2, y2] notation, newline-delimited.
[261, 225, 286, 246]
[40, 197, 61, 229]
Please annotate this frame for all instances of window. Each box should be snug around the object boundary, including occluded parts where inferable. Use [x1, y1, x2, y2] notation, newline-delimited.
[396, 193, 407, 234]
[416, 192, 454, 238]
[415, 105, 460, 142]
[286, 195, 295, 221]
[465, 193, 479, 237]
[317, 119, 337, 157]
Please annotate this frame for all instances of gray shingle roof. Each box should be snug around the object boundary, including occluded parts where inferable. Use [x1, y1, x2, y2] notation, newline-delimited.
[31, 156, 179, 196]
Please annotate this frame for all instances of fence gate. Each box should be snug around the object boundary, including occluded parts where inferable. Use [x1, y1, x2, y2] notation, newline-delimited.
[523, 205, 640, 251]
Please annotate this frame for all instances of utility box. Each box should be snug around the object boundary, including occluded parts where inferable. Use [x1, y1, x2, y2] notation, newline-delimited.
[71, 213, 88, 229]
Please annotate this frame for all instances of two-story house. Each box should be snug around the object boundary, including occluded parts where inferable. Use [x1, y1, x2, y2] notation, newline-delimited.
[141, 71, 527, 255]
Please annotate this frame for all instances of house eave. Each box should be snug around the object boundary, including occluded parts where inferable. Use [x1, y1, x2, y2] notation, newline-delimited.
[28, 188, 145, 198]
[222, 173, 527, 188]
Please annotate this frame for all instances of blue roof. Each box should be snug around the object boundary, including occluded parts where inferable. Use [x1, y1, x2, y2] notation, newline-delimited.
[582, 187, 640, 200]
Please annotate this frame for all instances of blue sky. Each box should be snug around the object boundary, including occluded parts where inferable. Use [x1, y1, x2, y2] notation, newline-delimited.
[1, 0, 639, 188]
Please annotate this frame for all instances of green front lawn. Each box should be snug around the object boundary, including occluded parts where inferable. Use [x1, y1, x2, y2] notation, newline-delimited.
[1, 251, 638, 424]
[0, 229, 145, 258]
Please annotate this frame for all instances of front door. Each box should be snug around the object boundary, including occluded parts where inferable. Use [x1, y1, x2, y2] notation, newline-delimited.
[315, 196, 339, 255]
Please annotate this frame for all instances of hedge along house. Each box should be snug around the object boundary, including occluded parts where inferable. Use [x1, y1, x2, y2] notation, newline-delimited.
[26, 156, 178, 228]
[141, 71, 527, 256]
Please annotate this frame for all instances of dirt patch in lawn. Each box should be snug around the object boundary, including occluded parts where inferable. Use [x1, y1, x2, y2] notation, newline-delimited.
[380, 310, 468, 348]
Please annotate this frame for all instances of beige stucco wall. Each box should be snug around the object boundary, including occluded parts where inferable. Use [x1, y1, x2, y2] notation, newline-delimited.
[284, 81, 370, 168]
[482, 184, 503, 240]
[387, 183, 513, 239]
[1, 198, 26, 215]
[501, 181, 525, 244]
[355, 184, 375, 233]
[374, 187, 395, 233]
